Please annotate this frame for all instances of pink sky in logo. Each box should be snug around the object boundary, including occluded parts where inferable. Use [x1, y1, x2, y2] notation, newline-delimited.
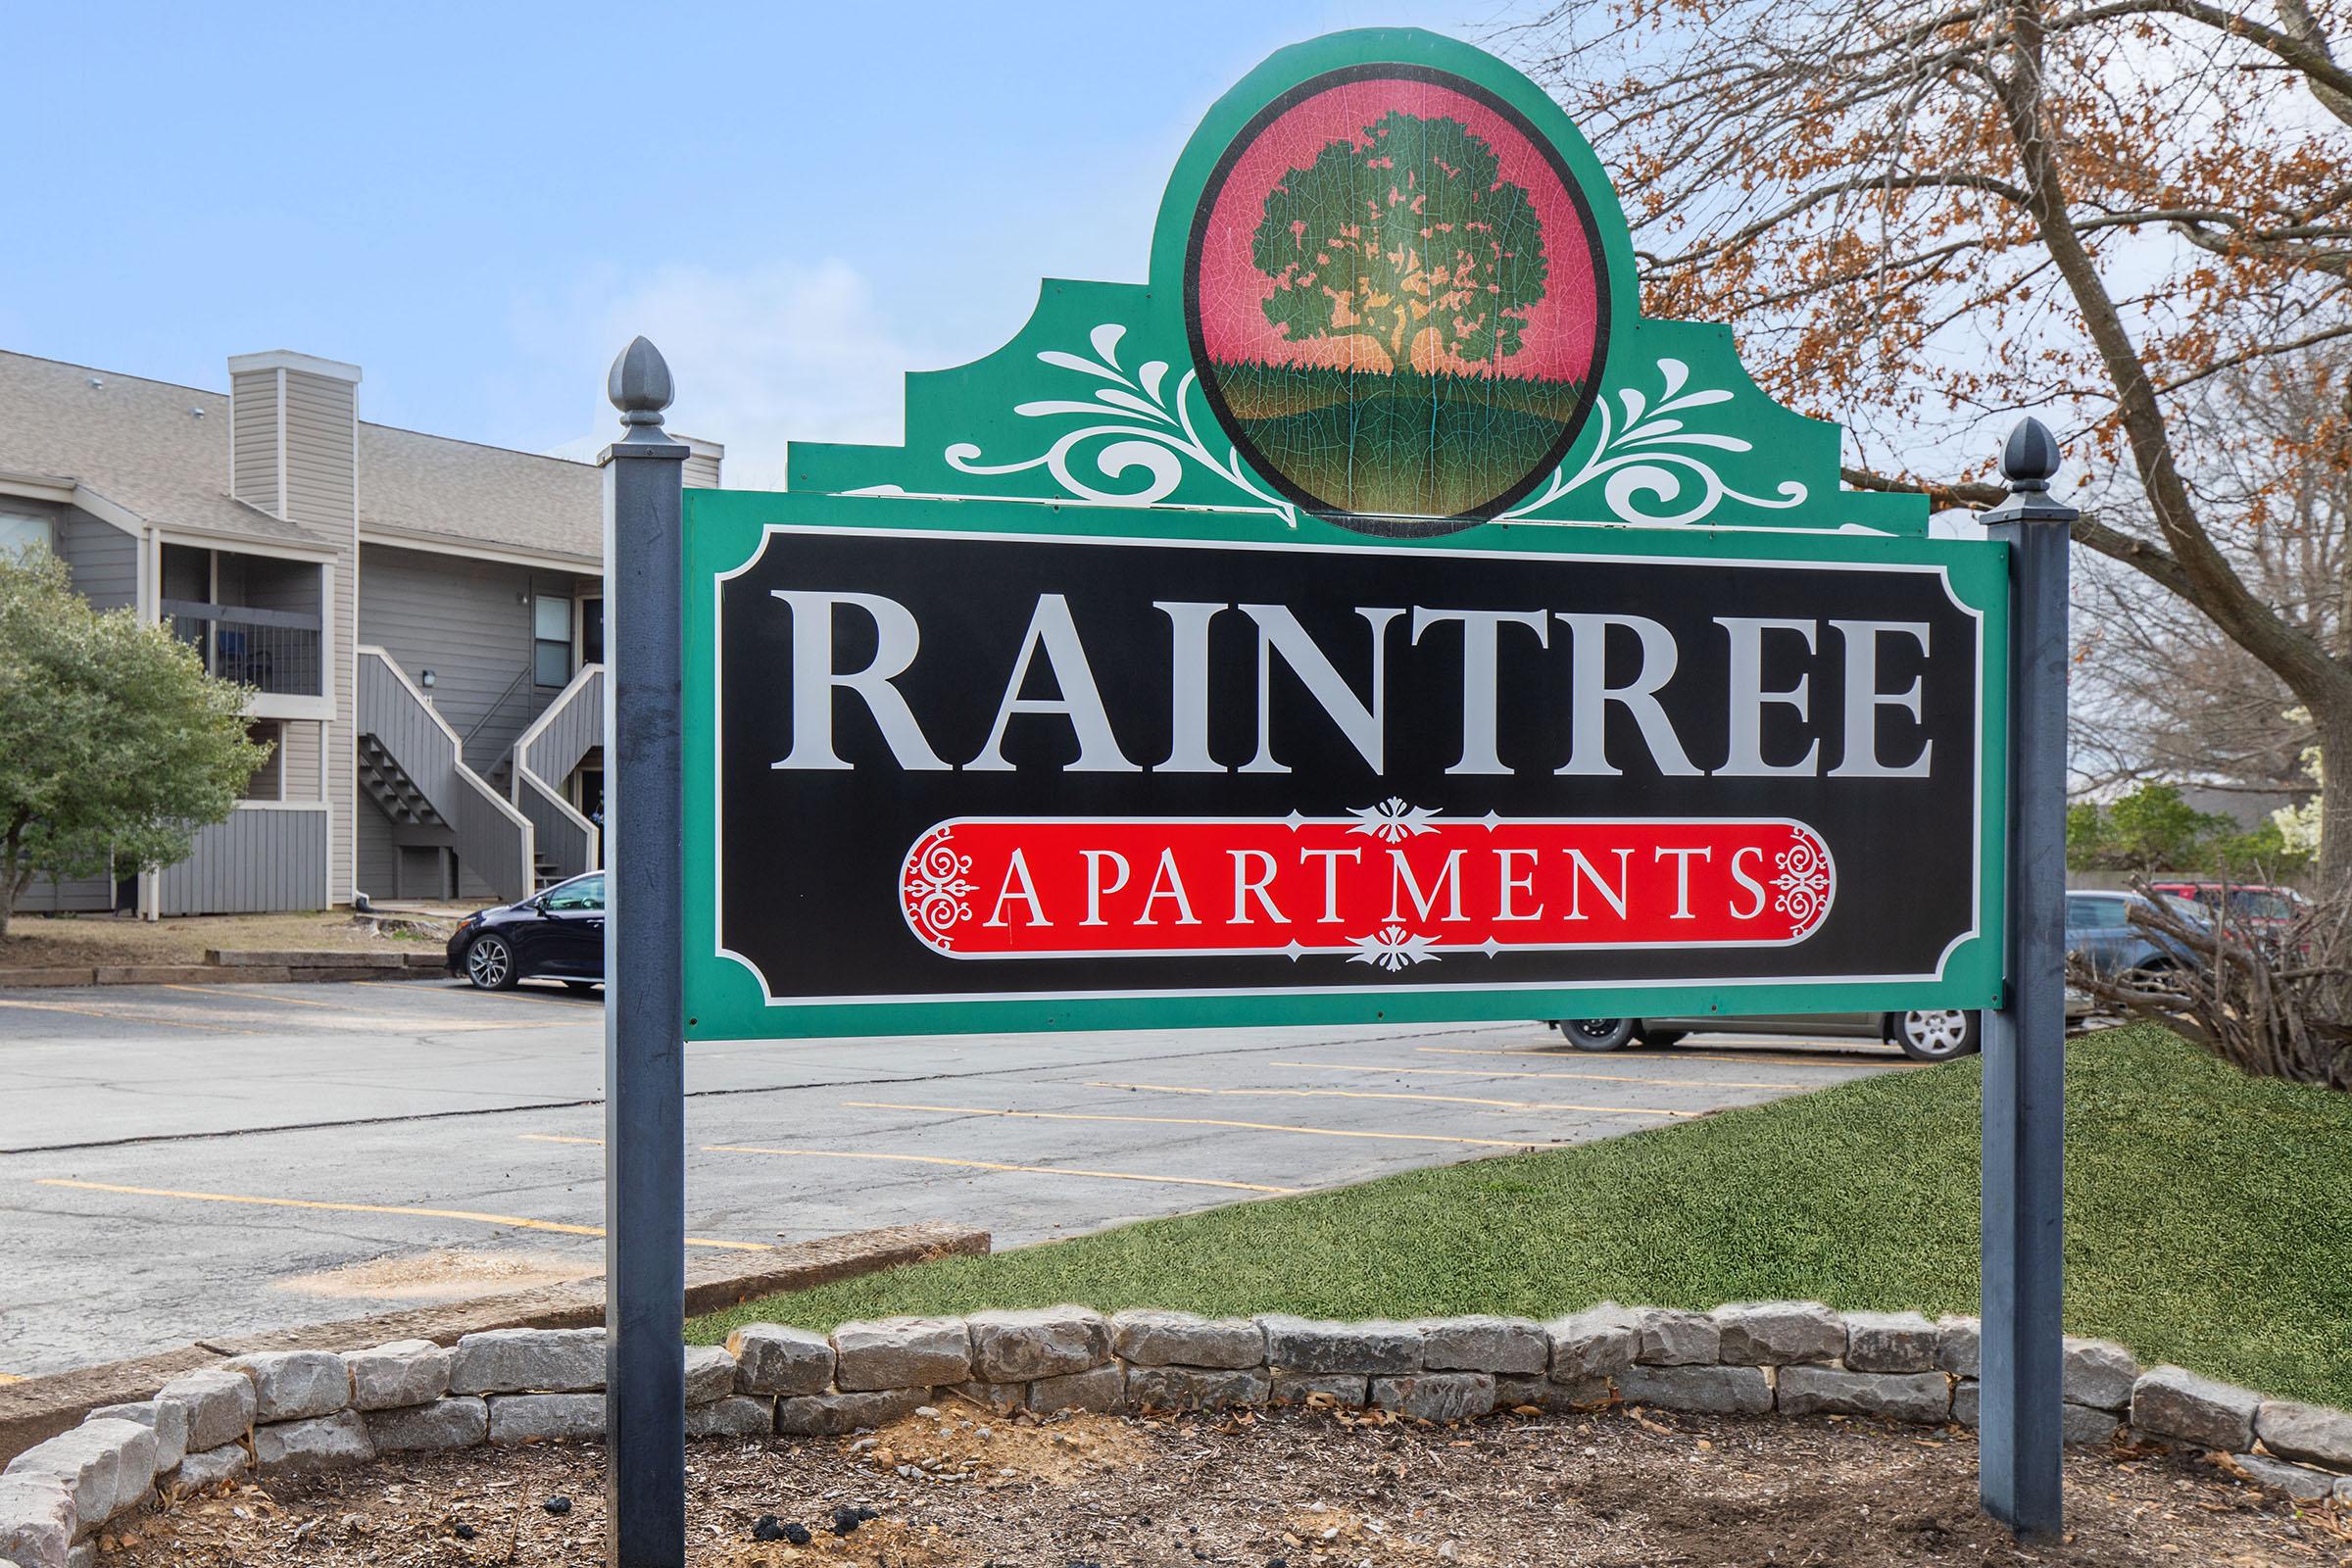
[1195, 75, 1601, 381]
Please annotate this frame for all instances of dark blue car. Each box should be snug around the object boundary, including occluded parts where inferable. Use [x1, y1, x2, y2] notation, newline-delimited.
[446, 870, 606, 991]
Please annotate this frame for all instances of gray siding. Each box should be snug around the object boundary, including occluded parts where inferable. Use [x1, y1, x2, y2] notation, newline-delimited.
[521, 667, 604, 786]
[220, 552, 322, 618]
[157, 805, 327, 915]
[289, 373, 358, 908]
[11, 873, 117, 914]
[57, 508, 138, 612]
[244, 721, 283, 800]
[218, 361, 360, 903]
[358, 544, 589, 774]
[456, 850, 498, 903]
[283, 375, 356, 535]
[279, 718, 322, 801]
[453, 771, 531, 902]
[161, 544, 209, 601]
[356, 796, 398, 897]
[229, 369, 280, 514]
[400, 846, 450, 900]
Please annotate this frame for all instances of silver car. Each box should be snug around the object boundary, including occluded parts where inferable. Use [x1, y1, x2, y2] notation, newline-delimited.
[1552, 1010, 1983, 1062]
[1553, 991, 2095, 1062]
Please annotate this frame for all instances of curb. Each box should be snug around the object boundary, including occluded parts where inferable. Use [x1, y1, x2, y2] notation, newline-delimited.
[0, 951, 449, 989]
[0, 1221, 987, 1464]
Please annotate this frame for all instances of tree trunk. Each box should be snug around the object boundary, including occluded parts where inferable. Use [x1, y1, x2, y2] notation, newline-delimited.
[0, 824, 23, 943]
[2312, 702, 2352, 904]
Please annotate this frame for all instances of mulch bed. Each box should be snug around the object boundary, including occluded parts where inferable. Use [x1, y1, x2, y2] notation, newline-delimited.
[98, 1400, 2347, 1567]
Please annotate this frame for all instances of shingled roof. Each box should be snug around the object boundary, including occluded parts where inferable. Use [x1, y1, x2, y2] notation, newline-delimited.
[0, 351, 325, 548]
[0, 350, 605, 564]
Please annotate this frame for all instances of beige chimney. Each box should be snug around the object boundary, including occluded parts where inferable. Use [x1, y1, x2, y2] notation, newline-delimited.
[225, 349, 363, 909]
[227, 350, 362, 526]
[677, 433, 724, 489]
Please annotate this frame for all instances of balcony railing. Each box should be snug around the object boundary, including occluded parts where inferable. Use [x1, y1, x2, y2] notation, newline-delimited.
[163, 599, 322, 697]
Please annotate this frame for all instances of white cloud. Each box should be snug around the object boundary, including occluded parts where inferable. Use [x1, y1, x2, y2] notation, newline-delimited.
[520, 258, 924, 490]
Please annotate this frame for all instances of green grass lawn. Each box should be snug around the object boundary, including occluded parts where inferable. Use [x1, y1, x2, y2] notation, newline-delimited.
[689, 1026, 2352, 1407]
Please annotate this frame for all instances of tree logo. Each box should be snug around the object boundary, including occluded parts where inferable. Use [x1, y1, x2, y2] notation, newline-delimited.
[1187, 65, 1607, 530]
[1254, 110, 1547, 373]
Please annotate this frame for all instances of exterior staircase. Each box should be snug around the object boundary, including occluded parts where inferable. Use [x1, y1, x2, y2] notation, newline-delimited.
[512, 663, 604, 886]
[357, 646, 535, 902]
[356, 736, 445, 827]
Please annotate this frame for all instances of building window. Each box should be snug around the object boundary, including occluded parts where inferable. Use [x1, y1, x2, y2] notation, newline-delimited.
[581, 596, 604, 666]
[0, 511, 55, 558]
[534, 593, 572, 687]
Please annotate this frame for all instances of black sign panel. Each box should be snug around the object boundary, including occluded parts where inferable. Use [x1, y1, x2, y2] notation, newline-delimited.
[706, 524, 1990, 1017]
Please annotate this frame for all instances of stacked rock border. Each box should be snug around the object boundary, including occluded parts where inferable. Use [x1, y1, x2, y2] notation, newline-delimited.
[7, 1301, 2349, 1566]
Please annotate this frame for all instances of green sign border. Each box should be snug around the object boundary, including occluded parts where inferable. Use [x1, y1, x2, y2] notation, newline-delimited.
[786, 26, 1928, 539]
[681, 488, 2009, 1041]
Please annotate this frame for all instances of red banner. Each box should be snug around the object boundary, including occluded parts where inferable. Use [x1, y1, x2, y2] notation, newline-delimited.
[900, 803, 1833, 969]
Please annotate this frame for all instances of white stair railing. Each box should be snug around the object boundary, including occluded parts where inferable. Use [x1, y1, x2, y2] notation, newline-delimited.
[512, 662, 603, 882]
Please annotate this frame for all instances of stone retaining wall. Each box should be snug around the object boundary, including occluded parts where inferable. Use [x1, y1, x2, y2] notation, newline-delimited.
[6, 1302, 2347, 1565]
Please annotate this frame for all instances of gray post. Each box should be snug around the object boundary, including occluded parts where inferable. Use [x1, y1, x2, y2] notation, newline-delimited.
[1979, 416, 2075, 1538]
[600, 337, 690, 1568]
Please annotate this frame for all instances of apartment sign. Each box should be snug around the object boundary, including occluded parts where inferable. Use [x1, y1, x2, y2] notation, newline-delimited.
[676, 28, 2010, 1039]
[681, 512, 2004, 1038]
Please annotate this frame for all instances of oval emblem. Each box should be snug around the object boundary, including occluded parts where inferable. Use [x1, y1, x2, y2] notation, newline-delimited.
[1186, 64, 1609, 530]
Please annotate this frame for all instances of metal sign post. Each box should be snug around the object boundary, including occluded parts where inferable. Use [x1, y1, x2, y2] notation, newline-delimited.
[601, 337, 689, 1568]
[1979, 416, 2076, 1538]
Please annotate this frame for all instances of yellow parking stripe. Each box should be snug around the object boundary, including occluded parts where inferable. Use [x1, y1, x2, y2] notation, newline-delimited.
[1415, 1044, 1888, 1070]
[34, 1178, 771, 1252]
[0, 998, 253, 1035]
[703, 1143, 1298, 1195]
[1085, 1080, 1696, 1118]
[1277, 1059, 1804, 1091]
[162, 983, 353, 1009]
[842, 1101, 1552, 1150]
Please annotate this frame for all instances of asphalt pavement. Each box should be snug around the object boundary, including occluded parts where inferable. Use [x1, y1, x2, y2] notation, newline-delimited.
[0, 977, 1909, 1378]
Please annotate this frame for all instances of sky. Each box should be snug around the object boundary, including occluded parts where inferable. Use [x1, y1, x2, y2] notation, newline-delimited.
[5, 2, 1520, 489]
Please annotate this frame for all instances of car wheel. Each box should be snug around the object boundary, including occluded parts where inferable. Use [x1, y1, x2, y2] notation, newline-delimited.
[1887, 1008, 1979, 1062]
[1557, 1017, 1638, 1053]
[464, 933, 519, 991]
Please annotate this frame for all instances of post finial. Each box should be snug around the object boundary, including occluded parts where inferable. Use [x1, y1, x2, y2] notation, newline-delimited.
[1981, 416, 2079, 526]
[1999, 416, 2062, 494]
[608, 336, 674, 429]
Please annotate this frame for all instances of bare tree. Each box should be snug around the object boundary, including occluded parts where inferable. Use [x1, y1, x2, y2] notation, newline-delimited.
[2072, 882, 2352, 1086]
[1507, 0, 2352, 890]
[2074, 351, 2351, 806]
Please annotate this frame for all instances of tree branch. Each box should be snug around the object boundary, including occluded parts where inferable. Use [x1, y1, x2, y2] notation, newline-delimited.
[1842, 464, 2202, 598]
[1646, 170, 2034, 271]
[2052, 0, 2352, 110]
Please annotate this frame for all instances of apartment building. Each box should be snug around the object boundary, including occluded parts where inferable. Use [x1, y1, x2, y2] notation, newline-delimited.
[0, 347, 720, 915]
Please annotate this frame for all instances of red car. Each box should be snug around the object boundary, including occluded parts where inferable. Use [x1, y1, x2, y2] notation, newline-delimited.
[2142, 881, 2308, 942]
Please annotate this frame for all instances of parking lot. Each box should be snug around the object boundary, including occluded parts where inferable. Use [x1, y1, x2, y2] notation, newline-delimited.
[0, 978, 1911, 1378]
